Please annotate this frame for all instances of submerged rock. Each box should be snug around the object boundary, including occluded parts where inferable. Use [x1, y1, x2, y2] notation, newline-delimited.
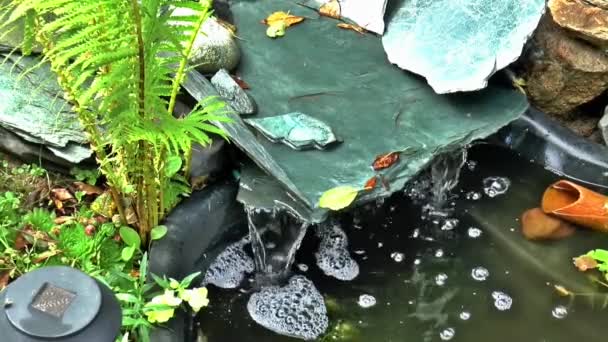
[524, 17, 608, 116]
[549, 0, 608, 47]
[210, 69, 256, 115]
[247, 275, 328, 340]
[382, 0, 545, 93]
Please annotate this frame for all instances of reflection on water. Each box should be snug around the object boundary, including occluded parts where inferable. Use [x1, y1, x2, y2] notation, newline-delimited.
[198, 145, 608, 342]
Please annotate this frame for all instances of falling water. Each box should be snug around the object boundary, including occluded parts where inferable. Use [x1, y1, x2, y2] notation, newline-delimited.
[429, 149, 468, 208]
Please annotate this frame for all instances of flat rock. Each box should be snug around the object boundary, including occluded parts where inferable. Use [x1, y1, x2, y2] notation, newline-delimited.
[244, 112, 339, 150]
[523, 17, 608, 116]
[210, 69, 256, 115]
[549, 0, 608, 47]
[382, 0, 545, 94]
[600, 107, 608, 144]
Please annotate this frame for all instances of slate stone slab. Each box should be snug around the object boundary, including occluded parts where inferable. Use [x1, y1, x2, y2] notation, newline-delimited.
[382, 0, 545, 94]
[210, 69, 257, 115]
[184, 0, 529, 222]
[304, 0, 389, 34]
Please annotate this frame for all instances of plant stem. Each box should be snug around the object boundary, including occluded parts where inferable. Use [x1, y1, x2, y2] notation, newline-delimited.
[129, 0, 146, 118]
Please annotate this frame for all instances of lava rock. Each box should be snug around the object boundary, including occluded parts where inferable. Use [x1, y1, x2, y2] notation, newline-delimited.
[521, 207, 576, 240]
[600, 107, 608, 144]
[523, 16, 608, 116]
[548, 0, 608, 48]
[210, 69, 256, 115]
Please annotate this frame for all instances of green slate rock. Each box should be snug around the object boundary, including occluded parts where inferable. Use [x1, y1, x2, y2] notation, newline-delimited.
[245, 112, 339, 150]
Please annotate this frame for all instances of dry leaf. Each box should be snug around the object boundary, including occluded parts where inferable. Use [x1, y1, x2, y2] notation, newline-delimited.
[74, 182, 104, 195]
[0, 272, 9, 290]
[34, 249, 61, 264]
[231, 75, 250, 89]
[573, 255, 598, 272]
[319, 0, 341, 19]
[262, 11, 305, 27]
[372, 152, 400, 171]
[554, 285, 572, 297]
[54, 216, 73, 225]
[364, 176, 377, 191]
[51, 188, 74, 201]
[337, 23, 366, 34]
[216, 18, 237, 35]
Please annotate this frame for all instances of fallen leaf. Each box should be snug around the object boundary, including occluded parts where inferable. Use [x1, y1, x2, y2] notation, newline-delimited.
[337, 23, 366, 34]
[33, 249, 61, 264]
[319, 0, 341, 19]
[231, 75, 250, 89]
[14, 232, 28, 250]
[319, 186, 358, 211]
[54, 216, 73, 225]
[554, 285, 572, 297]
[0, 272, 9, 290]
[216, 18, 237, 35]
[372, 152, 400, 171]
[262, 11, 305, 27]
[266, 22, 286, 38]
[363, 176, 377, 191]
[74, 182, 104, 195]
[51, 188, 74, 201]
[520, 208, 576, 241]
[573, 255, 598, 272]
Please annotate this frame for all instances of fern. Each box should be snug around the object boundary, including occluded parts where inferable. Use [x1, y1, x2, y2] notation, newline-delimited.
[1, 0, 230, 241]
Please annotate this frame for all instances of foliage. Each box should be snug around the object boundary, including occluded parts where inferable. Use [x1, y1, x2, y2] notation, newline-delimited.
[1, 0, 230, 243]
[0, 158, 48, 199]
[71, 167, 101, 185]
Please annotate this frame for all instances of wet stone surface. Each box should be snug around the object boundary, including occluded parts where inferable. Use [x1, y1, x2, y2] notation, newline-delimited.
[210, 69, 257, 115]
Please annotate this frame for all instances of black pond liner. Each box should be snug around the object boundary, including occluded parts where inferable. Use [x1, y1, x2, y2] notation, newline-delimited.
[148, 108, 608, 342]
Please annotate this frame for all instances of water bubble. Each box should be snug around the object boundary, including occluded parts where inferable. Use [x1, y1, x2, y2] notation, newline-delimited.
[435, 273, 448, 286]
[203, 238, 255, 289]
[471, 267, 489, 281]
[297, 264, 309, 272]
[459, 311, 471, 320]
[465, 191, 482, 200]
[377, 242, 384, 248]
[441, 218, 459, 231]
[440, 327, 455, 341]
[467, 227, 482, 238]
[391, 252, 405, 263]
[492, 291, 513, 311]
[413, 258, 421, 266]
[435, 249, 444, 258]
[552, 305, 568, 319]
[315, 225, 359, 281]
[466, 160, 477, 171]
[412, 229, 420, 239]
[358, 294, 377, 309]
[483, 177, 511, 198]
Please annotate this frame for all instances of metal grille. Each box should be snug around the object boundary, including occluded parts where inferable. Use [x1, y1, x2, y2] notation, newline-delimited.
[30, 283, 76, 318]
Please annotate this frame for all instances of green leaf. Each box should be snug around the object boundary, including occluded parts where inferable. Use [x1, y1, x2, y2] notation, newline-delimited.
[180, 271, 202, 289]
[121, 246, 136, 261]
[151, 225, 168, 241]
[116, 293, 139, 303]
[318, 186, 359, 211]
[119, 226, 141, 247]
[588, 249, 608, 264]
[151, 273, 171, 288]
[165, 156, 183, 178]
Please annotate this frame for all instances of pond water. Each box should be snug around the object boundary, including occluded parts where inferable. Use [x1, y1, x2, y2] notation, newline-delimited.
[198, 144, 608, 342]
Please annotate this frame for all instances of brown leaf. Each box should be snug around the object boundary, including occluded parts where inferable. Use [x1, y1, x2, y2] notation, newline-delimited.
[319, 0, 341, 19]
[54, 216, 73, 225]
[0, 271, 9, 290]
[74, 182, 104, 195]
[554, 285, 572, 297]
[14, 232, 28, 250]
[51, 188, 74, 201]
[573, 255, 598, 272]
[363, 176, 377, 191]
[231, 75, 250, 89]
[372, 152, 400, 171]
[520, 208, 576, 241]
[337, 23, 366, 34]
[262, 11, 305, 27]
[216, 18, 237, 35]
[33, 249, 61, 264]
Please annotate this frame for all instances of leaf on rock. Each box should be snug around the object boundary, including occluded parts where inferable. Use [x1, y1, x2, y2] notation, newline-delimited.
[372, 151, 400, 170]
[267, 23, 287, 38]
[337, 23, 366, 34]
[364, 176, 377, 191]
[573, 255, 598, 272]
[231, 75, 250, 89]
[319, 0, 341, 19]
[262, 11, 305, 27]
[319, 186, 358, 211]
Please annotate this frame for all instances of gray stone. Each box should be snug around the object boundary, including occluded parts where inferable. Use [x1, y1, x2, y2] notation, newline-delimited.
[244, 112, 339, 150]
[210, 69, 256, 115]
[600, 107, 608, 145]
[305, 0, 388, 34]
[382, 0, 545, 94]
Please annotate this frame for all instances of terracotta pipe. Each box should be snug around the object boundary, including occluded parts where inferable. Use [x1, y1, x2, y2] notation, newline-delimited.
[541, 180, 608, 233]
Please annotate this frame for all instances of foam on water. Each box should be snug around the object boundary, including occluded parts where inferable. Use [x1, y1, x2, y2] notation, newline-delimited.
[315, 225, 360, 281]
[492, 291, 513, 311]
[552, 305, 568, 319]
[483, 177, 511, 198]
[440, 328, 455, 341]
[203, 239, 255, 289]
[247, 275, 328, 340]
[435, 273, 448, 286]
[358, 294, 377, 308]
[467, 227, 482, 238]
[459, 311, 471, 320]
[471, 267, 489, 281]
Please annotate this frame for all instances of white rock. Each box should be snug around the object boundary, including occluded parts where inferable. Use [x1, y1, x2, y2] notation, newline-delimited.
[600, 107, 608, 145]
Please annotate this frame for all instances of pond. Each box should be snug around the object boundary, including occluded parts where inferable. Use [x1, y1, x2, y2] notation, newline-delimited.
[197, 143, 608, 342]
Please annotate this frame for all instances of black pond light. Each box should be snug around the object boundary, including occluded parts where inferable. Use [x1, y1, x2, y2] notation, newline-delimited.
[0, 266, 122, 342]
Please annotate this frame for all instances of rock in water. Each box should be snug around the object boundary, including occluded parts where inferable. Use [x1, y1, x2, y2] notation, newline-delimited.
[523, 17, 608, 116]
[247, 275, 328, 340]
[210, 69, 256, 115]
[548, 0, 608, 48]
[382, 0, 545, 94]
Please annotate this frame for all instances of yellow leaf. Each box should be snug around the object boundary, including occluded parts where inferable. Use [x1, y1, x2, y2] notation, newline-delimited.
[262, 11, 305, 28]
[266, 22, 286, 38]
[319, 186, 358, 211]
[319, 0, 341, 19]
[337, 23, 367, 34]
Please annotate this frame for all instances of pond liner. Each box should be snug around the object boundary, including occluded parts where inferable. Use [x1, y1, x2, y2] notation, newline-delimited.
[491, 108, 608, 190]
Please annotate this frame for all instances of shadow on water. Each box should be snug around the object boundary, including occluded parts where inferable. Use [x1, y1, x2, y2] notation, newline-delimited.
[198, 144, 608, 342]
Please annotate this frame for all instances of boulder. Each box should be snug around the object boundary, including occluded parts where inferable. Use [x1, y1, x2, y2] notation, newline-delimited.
[523, 16, 608, 116]
[548, 0, 608, 48]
